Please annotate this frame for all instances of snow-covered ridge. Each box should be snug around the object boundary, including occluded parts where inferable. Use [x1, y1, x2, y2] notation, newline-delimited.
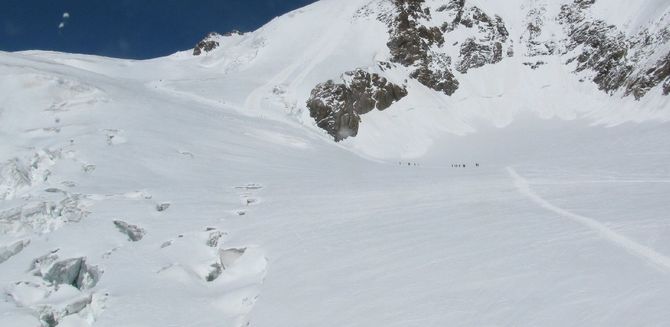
[8, 0, 668, 159]
[179, 0, 670, 153]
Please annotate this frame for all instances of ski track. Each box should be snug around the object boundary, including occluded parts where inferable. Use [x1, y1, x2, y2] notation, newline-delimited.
[507, 167, 670, 272]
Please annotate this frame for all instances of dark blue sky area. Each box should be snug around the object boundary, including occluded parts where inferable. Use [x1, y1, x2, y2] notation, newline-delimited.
[0, 0, 318, 59]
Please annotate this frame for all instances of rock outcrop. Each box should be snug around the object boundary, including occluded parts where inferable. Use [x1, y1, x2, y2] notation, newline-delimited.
[521, 6, 558, 57]
[628, 53, 670, 97]
[302, 0, 669, 142]
[387, 0, 459, 95]
[193, 32, 222, 56]
[441, 3, 510, 73]
[306, 69, 407, 141]
[384, 0, 513, 94]
[558, 0, 670, 99]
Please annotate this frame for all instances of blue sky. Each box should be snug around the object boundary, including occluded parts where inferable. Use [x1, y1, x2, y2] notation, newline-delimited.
[0, 0, 318, 59]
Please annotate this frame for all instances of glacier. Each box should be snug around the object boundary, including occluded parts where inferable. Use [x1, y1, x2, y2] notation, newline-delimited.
[1, 0, 670, 326]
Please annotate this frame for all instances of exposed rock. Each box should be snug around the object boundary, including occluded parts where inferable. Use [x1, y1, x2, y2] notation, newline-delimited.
[523, 61, 547, 70]
[307, 81, 358, 141]
[387, 0, 443, 66]
[224, 30, 242, 37]
[410, 66, 458, 95]
[308, 0, 668, 145]
[522, 6, 557, 57]
[385, 0, 511, 93]
[193, 32, 221, 56]
[306, 69, 407, 141]
[113, 220, 146, 242]
[625, 52, 670, 98]
[558, 0, 670, 99]
[457, 38, 503, 73]
[446, 3, 509, 73]
[386, 0, 458, 95]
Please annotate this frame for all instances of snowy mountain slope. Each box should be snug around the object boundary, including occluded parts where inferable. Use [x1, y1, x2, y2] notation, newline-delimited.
[1, 0, 670, 326]
[123, 0, 670, 158]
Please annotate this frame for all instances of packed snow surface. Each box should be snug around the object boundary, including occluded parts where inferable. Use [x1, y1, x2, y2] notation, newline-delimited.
[1, 0, 670, 326]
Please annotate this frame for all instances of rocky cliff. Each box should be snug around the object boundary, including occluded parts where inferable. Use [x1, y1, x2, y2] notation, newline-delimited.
[303, 0, 669, 141]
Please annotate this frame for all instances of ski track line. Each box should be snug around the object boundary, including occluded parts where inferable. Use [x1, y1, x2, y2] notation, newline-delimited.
[507, 167, 670, 272]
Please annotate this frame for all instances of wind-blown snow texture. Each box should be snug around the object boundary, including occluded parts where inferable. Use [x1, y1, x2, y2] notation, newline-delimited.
[1, 0, 670, 326]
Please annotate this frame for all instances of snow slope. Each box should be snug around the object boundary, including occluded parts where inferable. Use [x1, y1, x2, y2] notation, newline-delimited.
[1, 0, 670, 326]
[162, 0, 670, 158]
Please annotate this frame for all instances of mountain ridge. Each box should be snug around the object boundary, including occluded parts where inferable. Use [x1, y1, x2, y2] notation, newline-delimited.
[184, 0, 670, 152]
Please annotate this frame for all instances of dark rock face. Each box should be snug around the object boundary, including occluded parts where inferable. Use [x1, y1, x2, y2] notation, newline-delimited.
[385, 0, 512, 93]
[386, 0, 459, 95]
[457, 38, 503, 73]
[304, 0, 668, 144]
[387, 0, 444, 66]
[384, 0, 668, 101]
[445, 4, 509, 73]
[306, 69, 407, 141]
[559, 3, 632, 94]
[558, 0, 670, 99]
[626, 52, 670, 98]
[307, 81, 360, 141]
[410, 66, 459, 95]
[193, 32, 221, 56]
[522, 7, 557, 57]
[307, 0, 514, 142]
[523, 61, 546, 70]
